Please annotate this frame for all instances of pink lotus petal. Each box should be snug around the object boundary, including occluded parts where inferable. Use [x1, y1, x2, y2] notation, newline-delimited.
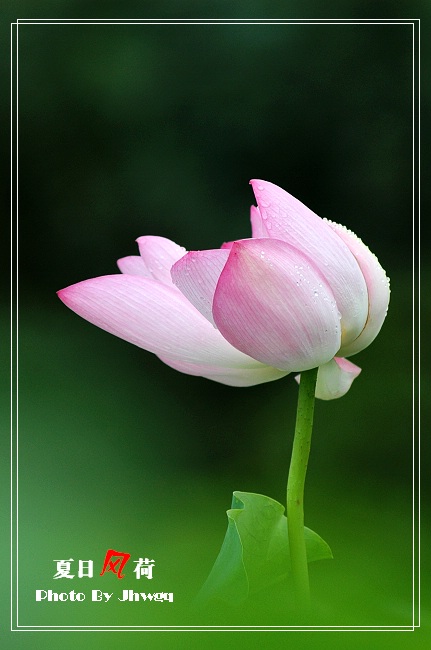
[295, 357, 361, 400]
[159, 356, 288, 387]
[57, 274, 283, 377]
[250, 205, 268, 238]
[137, 236, 186, 284]
[250, 180, 369, 347]
[117, 255, 151, 277]
[325, 220, 390, 357]
[212, 238, 342, 372]
[171, 248, 230, 326]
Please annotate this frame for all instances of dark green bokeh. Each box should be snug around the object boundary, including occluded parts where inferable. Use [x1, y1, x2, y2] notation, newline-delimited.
[2, 3, 429, 649]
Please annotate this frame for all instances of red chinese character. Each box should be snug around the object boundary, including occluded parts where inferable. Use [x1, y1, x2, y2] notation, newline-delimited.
[100, 549, 131, 579]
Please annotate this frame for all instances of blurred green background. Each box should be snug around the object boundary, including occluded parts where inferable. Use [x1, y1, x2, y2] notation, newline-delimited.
[2, 2, 429, 649]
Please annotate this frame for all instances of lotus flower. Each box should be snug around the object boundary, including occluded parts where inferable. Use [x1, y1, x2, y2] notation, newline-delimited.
[58, 180, 390, 399]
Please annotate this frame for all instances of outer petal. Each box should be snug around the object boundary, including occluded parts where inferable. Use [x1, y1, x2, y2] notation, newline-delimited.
[117, 255, 151, 277]
[171, 248, 230, 326]
[250, 180, 369, 347]
[325, 220, 390, 357]
[137, 236, 186, 284]
[57, 274, 286, 386]
[250, 205, 268, 238]
[212, 239, 342, 372]
[159, 356, 288, 387]
[295, 357, 361, 400]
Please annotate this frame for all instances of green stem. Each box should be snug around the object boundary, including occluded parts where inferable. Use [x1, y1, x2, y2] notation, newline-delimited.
[286, 366, 318, 613]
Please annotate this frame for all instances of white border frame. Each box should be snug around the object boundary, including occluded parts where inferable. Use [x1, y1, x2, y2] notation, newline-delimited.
[10, 17, 421, 633]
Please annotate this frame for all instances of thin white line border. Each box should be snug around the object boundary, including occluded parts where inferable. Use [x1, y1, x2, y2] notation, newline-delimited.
[10, 16, 421, 634]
